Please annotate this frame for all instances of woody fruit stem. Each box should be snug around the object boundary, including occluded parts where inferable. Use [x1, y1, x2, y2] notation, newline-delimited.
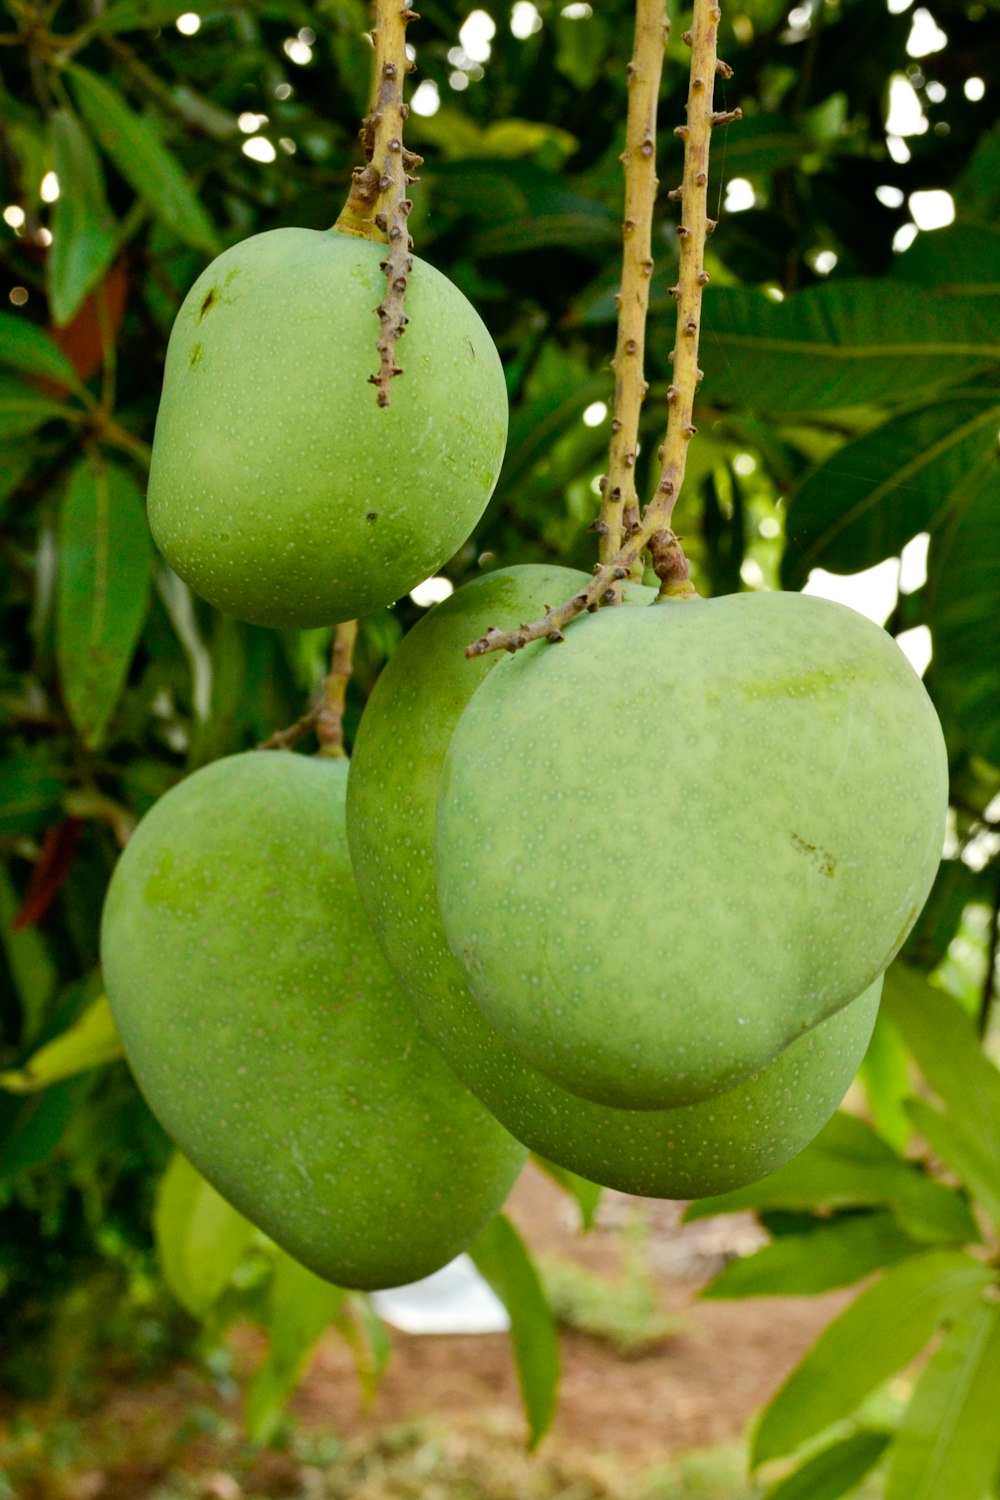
[467, 0, 739, 655]
[597, 0, 669, 600]
[334, 0, 423, 405]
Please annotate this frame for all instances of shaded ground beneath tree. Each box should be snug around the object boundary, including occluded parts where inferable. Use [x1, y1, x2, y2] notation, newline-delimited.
[1, 1165, 854, 1499]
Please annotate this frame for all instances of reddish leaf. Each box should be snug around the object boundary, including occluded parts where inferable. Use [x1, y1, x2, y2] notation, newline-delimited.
[12, 818, 83, 930]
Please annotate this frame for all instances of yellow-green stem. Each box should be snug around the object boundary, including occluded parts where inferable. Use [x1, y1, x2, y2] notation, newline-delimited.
[466, 0, 738, 658]
[598, 0, 668, 594]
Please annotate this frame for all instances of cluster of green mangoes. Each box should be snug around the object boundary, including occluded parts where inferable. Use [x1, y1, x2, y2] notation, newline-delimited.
[102, 228, 949, 1294]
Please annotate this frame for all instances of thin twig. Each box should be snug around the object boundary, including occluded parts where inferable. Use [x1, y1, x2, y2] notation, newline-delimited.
[258, 621, 359, 757]
[334, 1, 423, 406]
[467, 0, 739, 658]
[316, 620, 359, 758]
[596, 0, 668, 599]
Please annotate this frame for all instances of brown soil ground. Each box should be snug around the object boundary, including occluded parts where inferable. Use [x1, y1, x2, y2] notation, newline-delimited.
[288, 1165, 849, 1460]
[1, 1165, 854, 1500]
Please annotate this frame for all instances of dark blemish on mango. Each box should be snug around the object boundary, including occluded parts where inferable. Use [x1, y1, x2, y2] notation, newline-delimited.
[198, 287, 218, 322]
[366, 511, 378, 522]
[189, 341, 204, 370]
[789, 830, 836, 879]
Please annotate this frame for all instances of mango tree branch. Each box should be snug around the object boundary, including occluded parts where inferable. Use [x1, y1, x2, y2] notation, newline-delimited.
[597, 0, 668, 594]
[259, 620, 358, 755]
[316, 619, 359, 757]
[466, 0, 737, 658]
[334, 1, 424, 406]
[646, 3, 737, 595]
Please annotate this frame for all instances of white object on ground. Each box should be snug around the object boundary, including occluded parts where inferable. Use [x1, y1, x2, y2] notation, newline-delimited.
[371, 1254, 511, 1335]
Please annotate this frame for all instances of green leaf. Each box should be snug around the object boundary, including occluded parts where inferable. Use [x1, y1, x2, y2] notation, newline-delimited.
[0, 757, 65, 837]
[884, 1294, 1000, 1500]
[0, 446, 34, 513]
[954, 119, 1000, 223]
[531, 1154, 602, 1231]
[701, 281, 1000, 413]
[894, 223, 1000, 295]
[907, 1099, 1000, 1237]
[48, 107, 119, 327]
[498, 374, 610, 499]
[901, 860, 981, 974]
[0, 863, 58, 1046]
[704, 1212, 923, 1300]
[0, 994, 121, 1092]
[882, 965, 1000, 1184]
[0, 310, 83, 391]
[763, 1429, 891, 1500]
[153, 1151, 255, 1320]
[924, 465, 1000, 765]
[0, 372, 72, 439]
[685, 1112, 978, 1246]
[81, 0, 211, 34]
[245, 1248, 347, 1445]
[554, 10, 610, 90]
[469, 1214, 559, 1449]
[781, 394, 1000, 587]
[0, 1074, 95, 1181]
[752, 1250, 993, 1467]
[858, 1012, 912, 1154]
[56, 453, 154, 748]
[67, 64, 220, 256]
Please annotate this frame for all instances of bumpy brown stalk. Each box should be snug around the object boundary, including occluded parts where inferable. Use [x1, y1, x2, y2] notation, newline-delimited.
[334, 1, 423, 406]
[467, 0, 738, 657]
[597, 0, 668, 599]
[316, 620, 359, 757]
[259, 620, 358, 755]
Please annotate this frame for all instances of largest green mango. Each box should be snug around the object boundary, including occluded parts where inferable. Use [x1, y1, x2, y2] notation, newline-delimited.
[347, 570, 881, 1198]
[100, 751, 525, 1291]
[147, 228, 508, 628]
[436, 592, 948, 1111]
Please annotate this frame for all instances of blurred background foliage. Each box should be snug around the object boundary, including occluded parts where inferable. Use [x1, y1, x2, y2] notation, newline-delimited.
[1, 0, 1000, 1487]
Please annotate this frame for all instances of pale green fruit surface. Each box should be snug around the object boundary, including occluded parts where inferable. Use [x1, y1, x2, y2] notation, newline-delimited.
[100, 752, 525, 1291]
[347, 570, 879, 1197]
[436, 592, 948, 1110]
[146, 228, 508, 628]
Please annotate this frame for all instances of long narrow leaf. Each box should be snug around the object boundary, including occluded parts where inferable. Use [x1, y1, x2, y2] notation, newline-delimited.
[0, 310, 83, 391]
[153, 1151, 254, 1320]
[685, 1111, 978, 1246]
[245, 1249, 347, 1445]
[48, 107, 119, 327]
[0, 994, 122, 1092]
[752, 1251, 993, 1467]
[56, 454, 154, 748]
[924, 466, 1000, 765]
[764, 1429, 891, 1500]
[884, 1294, 1000, 1500]
[882, 964, 1000, 1177]
[704, 1212, 924, 1301]
[469, 1214, 559, 1449]
[67, 64, 220, 255]
[907, 1098, 1000, 1236]
[701, 281, 1000, 413]
[781, 394, 1000, 586]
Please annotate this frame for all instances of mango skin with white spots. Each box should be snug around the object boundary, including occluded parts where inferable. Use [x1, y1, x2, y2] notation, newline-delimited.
[147, 228, 508, 628]
[347, 570, 881, 1198]
[435, 591, 948, 1111]
[100, 752, 525, 1291]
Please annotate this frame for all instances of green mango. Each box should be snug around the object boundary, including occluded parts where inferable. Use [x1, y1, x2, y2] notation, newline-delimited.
[347, 569, 880, 1198]
[100, 752, 525, 1291]
[147, 228, 508, 628]
[436, 593, 948, 1110]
